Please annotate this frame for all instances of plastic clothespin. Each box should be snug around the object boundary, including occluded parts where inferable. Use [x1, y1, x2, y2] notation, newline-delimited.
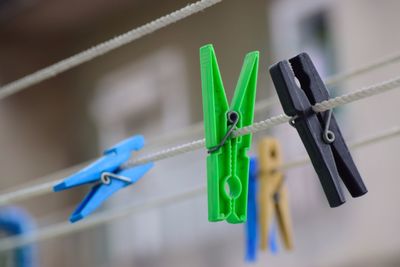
[269, 53, 368, 207]
[200, 44, 259, 223]
[54, 135, 153, 223]
[245, 158, 279, 262]
[268, 223, 279, 254]
[258, 138, 293, 251]
[0, 206, 37, 267]
[245, 158, 258, 262]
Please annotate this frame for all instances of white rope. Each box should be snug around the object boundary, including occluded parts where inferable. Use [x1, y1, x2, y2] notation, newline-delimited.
[148, 52, 400, 148]
[0, 31, 398, 104]
[0, 162, 90, 206]
[0, 186, 207, 252]
[126, 114, 291, 168]
[0, 126, 399, 251]
[127, 139, 205, 167]
[0, 0, 222, 100]
[324, 51, 400, 86]
[281, 126, 400, 171]
[313, 76, 400, 112]
[127, 75, 400, 167]
[147, 97, 279, 148]
[0, 75, 399, 205]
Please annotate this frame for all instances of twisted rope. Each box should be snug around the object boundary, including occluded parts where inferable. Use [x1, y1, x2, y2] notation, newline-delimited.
[0, 0, 222, 99]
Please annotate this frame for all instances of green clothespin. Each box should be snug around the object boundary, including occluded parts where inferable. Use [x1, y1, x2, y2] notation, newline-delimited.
[200, 44, 259, 223]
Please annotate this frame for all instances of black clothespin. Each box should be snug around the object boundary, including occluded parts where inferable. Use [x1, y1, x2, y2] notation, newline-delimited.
[269, 53, 367, 207]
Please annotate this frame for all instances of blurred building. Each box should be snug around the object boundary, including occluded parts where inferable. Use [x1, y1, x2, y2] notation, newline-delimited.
[0, 0, 399, 266]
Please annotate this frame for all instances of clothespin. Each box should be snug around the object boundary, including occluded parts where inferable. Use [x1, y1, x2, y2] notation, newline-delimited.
[200, 44, 259, 223]
[269, 53, 368, 207]
[245, 158, 280, 262]
[268, 223, 279, 254]
[54, 135, 153, 223]
[258, 138, 293, 251]
[0, 206, 37, 267]
[245, 158, 258, 262]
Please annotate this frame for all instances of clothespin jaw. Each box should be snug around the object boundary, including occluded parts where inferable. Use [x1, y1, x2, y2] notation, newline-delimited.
[245, 158, 258, 262]
[104, 134, 146, 155]
[53, 135, 153, 222]
[200, 44, 259, 223]
[258, 138, 293, 251]
[269, 53, 367, 207]
[54, 135, 145, 191]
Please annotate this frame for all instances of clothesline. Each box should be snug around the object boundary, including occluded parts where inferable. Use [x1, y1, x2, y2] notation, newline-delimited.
[147, 50, 400, 148]
[0, 125, 398, 252]
[125, 74, 400, 167]
[0, 74, 399, 206]
[0, 0, 223, 100]
[1, 0, 399, 102]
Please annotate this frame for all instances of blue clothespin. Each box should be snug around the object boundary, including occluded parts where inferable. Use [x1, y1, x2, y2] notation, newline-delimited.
[245, 158, 258, 262]
[54, 135, 153, 223]
[0, 206, 37, 267]
[245, 158, 280, 262]
[269, 223, 279, 254]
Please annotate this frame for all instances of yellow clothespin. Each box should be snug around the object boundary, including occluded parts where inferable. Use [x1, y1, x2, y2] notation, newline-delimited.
[258, 138, 294, 251]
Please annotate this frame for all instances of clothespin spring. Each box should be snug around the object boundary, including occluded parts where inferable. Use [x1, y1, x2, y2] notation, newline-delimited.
[208, 111, 240, 154]
[100, 172, 133, 185]
[288, 115, 298, 128]
[288, 110, 335, 144]
[322, 109, 335, 144]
